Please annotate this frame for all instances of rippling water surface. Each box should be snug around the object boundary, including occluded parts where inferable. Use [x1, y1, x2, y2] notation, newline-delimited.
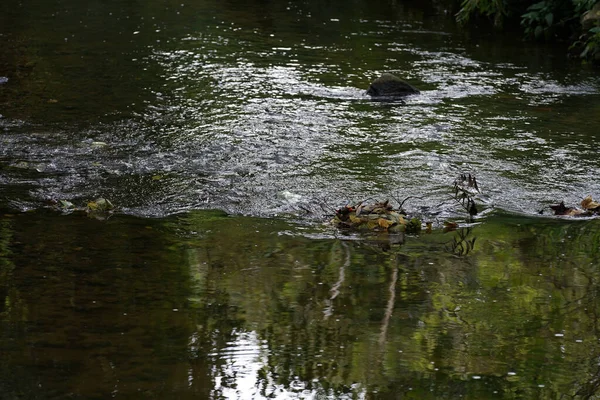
[1, 0, 599, 218]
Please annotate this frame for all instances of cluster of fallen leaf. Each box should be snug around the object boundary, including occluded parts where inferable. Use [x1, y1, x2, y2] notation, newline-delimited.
[550, 195, 600, 216]
[333, 174, 482, 235]
[48, 197, 114, 220]
[333, 172, 600, 236]
[333, 200, 423, 234]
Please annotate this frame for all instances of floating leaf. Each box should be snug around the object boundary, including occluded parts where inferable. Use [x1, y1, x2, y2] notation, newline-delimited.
[366, 220, 378, 230]
[378, 218, 394, 229]
[94, 198, 114, 211]
[349, 214, 363, 224]
[12, 161, 30, 169]
[58, 200, 75, 210]
[91, 141, 108, 149]
[333, 199, 419, 235]
[444, 221, 459, 231]
[388, 212, 406, 225]
[86, 198, 115, 219]
[581, 195, 600, 211]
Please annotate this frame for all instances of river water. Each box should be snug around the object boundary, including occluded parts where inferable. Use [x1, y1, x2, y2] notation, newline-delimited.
[1, 0, 600, 399]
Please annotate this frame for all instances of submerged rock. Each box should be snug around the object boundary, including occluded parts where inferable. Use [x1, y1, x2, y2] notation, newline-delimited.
[366, 73, 419, 98]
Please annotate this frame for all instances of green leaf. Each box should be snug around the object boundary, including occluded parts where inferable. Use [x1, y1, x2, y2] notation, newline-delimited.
[58, 200, 75, 210]
[521, 12, 536, 21]
[87, 198, 114, 212]
[528, 1, 548, 11]
[545, 12, 553, 26]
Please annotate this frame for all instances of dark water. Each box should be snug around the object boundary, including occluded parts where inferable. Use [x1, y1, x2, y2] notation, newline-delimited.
[2, 210, 600, 399]
[1, 0, 600, 398]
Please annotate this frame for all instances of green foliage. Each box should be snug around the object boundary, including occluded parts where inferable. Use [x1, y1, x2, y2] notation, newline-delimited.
[456, 0, 508, 27]
[582, 27, 600, 57]
[574, 0, 598, 14]
[521, 1, 557, 39]
[457, 0, 600, 62]
[571, 26, 600, 61]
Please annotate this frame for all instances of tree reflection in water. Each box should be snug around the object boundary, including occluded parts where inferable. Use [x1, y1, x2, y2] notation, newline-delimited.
[1, 210, 600, 398]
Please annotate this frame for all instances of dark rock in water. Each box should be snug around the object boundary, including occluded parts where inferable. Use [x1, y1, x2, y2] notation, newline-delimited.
[366, 73, 419, 97]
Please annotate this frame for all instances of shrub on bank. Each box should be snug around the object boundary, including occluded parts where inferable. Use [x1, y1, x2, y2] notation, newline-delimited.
[456, 0, 600, 62]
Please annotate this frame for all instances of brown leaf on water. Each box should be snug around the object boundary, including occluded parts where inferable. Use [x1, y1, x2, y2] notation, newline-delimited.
[378, 218, 394, 229]
[444, 221, 459, 232]
[366, 220, 378, 230]
[388, 212, 406, 225]
[581, 195, 600, 211]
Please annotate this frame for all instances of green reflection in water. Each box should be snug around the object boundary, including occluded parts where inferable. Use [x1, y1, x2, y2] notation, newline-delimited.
[1, 210, 600, 399]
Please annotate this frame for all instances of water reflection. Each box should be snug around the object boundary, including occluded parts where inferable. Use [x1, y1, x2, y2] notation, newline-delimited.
[1, 210, 600, 398]
[2, 0, 600, 399]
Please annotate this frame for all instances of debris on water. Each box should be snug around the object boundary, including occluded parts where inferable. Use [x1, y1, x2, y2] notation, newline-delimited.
[332, 173, 485, 237]
[333, 199, 422, 234]
[11, 161, 32, 170]
[87, 198, 114, 212]
[58, 200, 75, 210]
[10, 161, 47, 173]
[549, 201, 583, 216]
[581, 195, 600, 211]
[48, 197, 115, 220]
[453, 173, 479, 216]
[86, 198, 115, 220]
[444, 221, 459, 231]
[547, 195, 600, 217]
[90, 141, 108, 149]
